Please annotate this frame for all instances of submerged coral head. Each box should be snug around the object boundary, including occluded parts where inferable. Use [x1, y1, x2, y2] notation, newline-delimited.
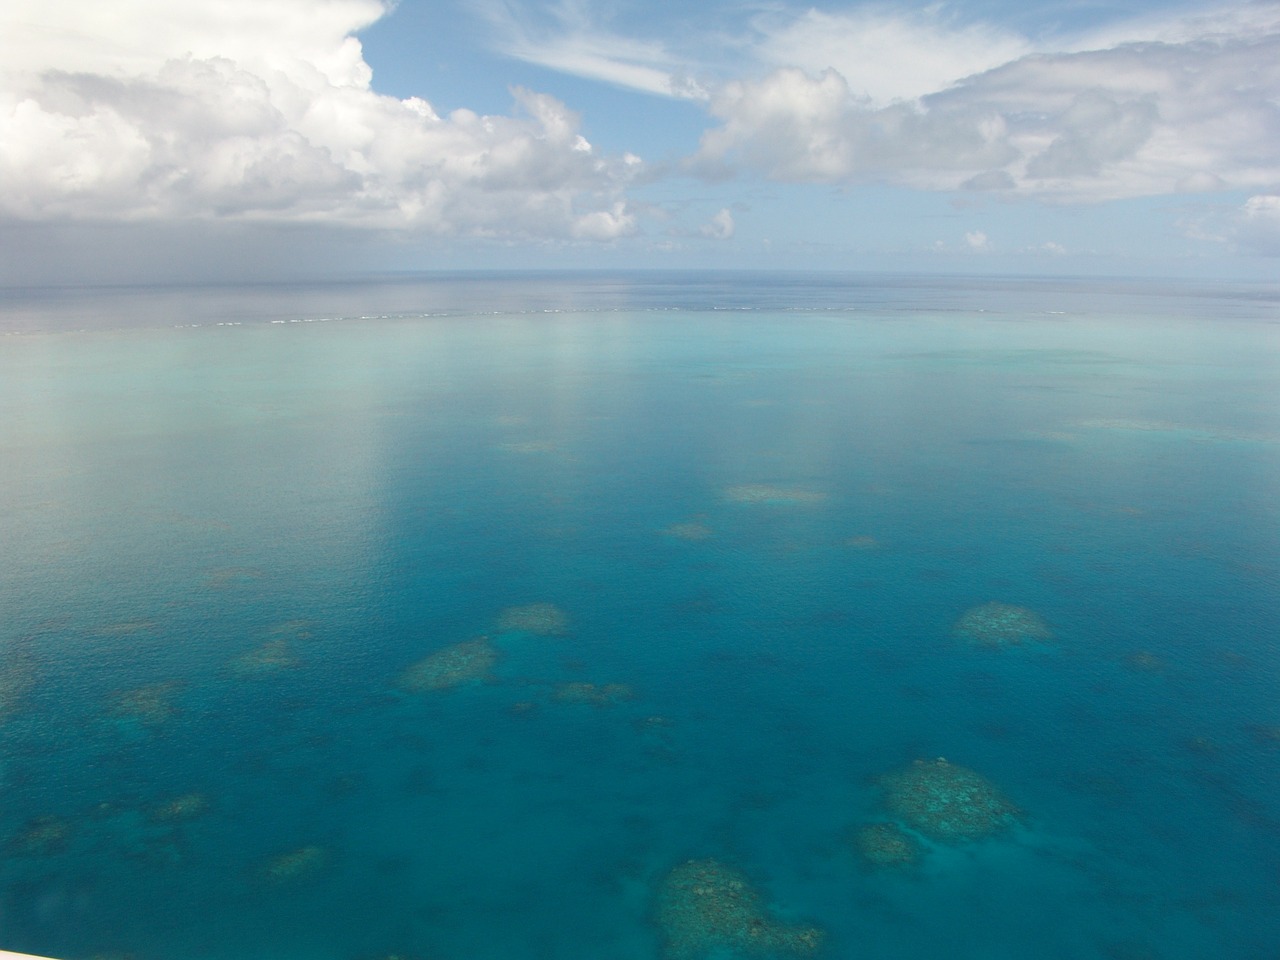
[664, 521, 714, 541]
[261, 844, 329, 884]
[150, 792, 211, 823]
[879, 757, 1018, 843]
[954, 601, 1052, 648]
[497, 602, 569, 635]
[656, 858, 824, 959]
[10, 815, 71, 856]
[723, 484, 827, 506]
[552, 681, 635, 706]
[109, 681, 182, 724]
[399, 637, 498, 692]
[854, 821, 922, 867]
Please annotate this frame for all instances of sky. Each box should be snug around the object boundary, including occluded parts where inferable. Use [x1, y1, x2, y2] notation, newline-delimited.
[2, 0, 1279, 282]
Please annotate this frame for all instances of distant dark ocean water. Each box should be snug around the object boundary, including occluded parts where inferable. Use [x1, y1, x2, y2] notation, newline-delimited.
[1, 272, 1277, 960]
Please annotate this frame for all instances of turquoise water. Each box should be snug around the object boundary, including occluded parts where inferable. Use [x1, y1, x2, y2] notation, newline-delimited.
[1, 274, 1278, 960]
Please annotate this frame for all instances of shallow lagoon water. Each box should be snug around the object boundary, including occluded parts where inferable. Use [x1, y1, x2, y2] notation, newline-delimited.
[1, 273, 1278, 959]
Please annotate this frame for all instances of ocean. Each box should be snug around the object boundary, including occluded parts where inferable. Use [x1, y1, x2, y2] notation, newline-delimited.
[1, 272, 1277, 960]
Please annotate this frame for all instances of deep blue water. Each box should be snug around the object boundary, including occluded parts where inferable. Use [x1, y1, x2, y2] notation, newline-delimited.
[1, 273, 1278, 960]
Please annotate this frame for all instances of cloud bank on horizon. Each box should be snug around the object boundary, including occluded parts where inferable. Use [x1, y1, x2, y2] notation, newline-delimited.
[2, 0, 1279, 261]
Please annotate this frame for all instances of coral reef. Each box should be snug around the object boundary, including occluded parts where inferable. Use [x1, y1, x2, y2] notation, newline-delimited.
[551, 682, 635, 706]
[9, 814, 71, 855]
[635, 715, 678, 763]
[723, 485, 827, 506]
[261, 845, 329, 884]
[842, 535, 882, 551]
[109, 682, 181, 725]
[399, 638, 498, 692]
[0, 651, 36, 720]
[498, 440, 557, 454]
[85, 803, 185, 866]
[1183, 736, 1218, 756]
[268, 619, 314, 639]
[853, 822, 922, 867]
[1126, 651, 1166, 672]
[204, 567, 264, 588]
[879, 758, 1018, 842]
[655, 859, 824, 960]
[953, 602, 1052, 648]
[497, 603, 569, 635]
[664, 521, 714, 541]
[149, 793, 211, 823]
[95, 620, 157, 636]
[1247, 724, 1280, 747]
[231, 638, 299, 675]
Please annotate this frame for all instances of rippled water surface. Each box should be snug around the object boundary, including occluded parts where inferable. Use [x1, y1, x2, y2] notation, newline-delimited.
[1, 273, 1278, 960]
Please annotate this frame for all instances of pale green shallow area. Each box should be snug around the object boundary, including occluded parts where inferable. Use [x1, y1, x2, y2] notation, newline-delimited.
[0, 274, 1278, 960]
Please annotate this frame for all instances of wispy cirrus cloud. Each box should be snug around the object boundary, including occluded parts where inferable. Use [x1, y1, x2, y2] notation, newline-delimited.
[475, 0, 1036, 105]
[475, 0, 707, 99]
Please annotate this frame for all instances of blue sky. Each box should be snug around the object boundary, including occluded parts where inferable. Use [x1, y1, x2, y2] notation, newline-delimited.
[2, 0, 1279, 281]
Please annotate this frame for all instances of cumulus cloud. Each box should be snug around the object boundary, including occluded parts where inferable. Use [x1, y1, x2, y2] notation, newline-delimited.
[964, 230, 990, 251]
[699, 208, 734, 239]
[693, 67, 1015, 185]
[0, 0, 640, 237]
[1234, 193, 1280, 253]
[462, 1, 1280, 207]
[569, 200, 635, 239]
[691, 3, 1280, 203]
[750, 7, 1031, 106]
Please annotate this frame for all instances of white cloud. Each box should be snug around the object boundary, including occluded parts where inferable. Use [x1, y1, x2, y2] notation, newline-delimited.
[1242, 194, 1280, 220]
[1, 0, 384, 86]
[693, 67, 1015, 185]
[0, 0, 640, 236]
[1234, 193, 1280, 253]
[569, 200, 635, 239]
[465, 0, 1280, 208]
[466, 1, 1280, 207]
[1069, 1, 1280, 50]
[692, 10, 1280, 203]
[964, 230, 990, 251]
[699, 208, 734, 239]
[750, 7, 1032, 106]
[474, 3, 1029, 106]
[476, 0, 706, 100]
